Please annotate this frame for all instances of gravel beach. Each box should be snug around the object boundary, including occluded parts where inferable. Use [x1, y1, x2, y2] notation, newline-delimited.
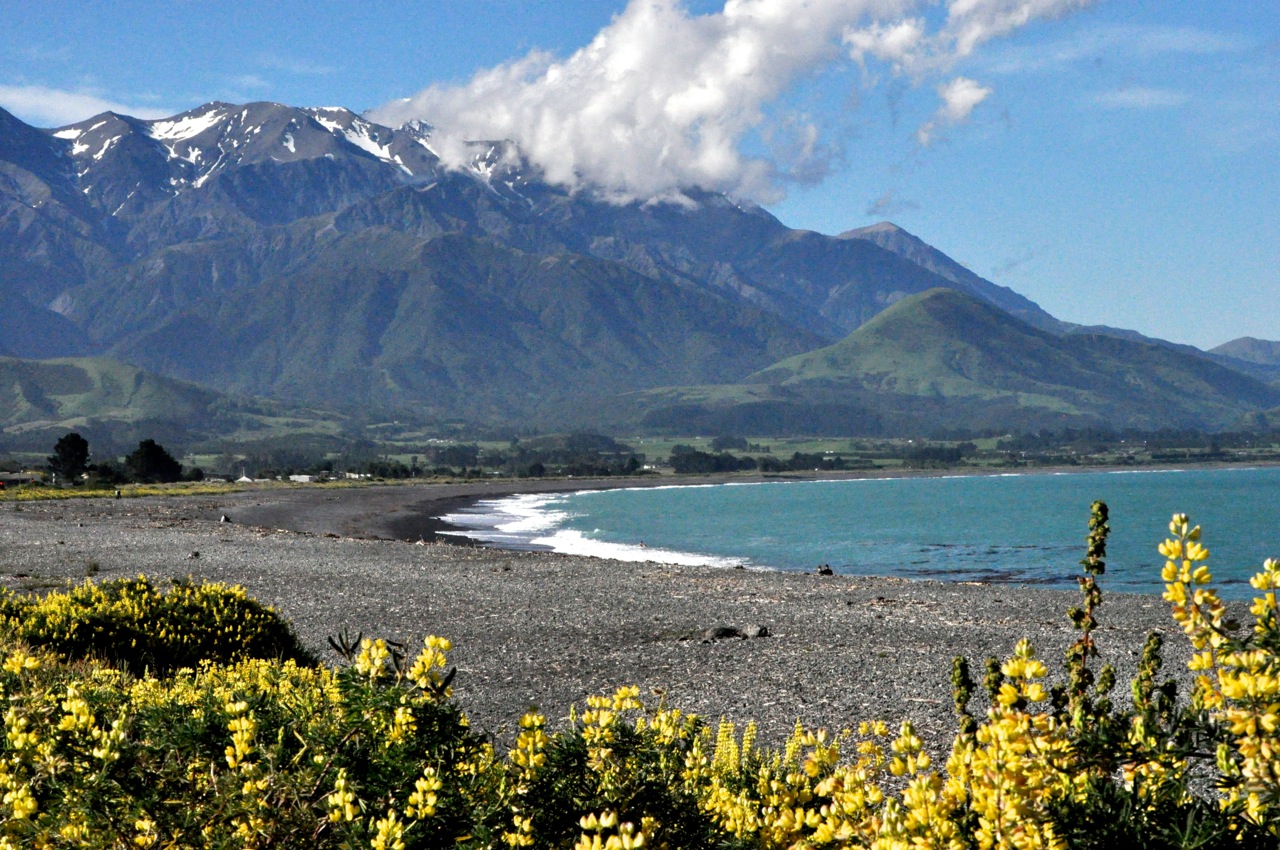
[0, 481, 1204, 753]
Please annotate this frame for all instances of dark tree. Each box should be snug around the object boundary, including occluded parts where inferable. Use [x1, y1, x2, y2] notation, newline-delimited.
[48, 432, 90, 483]
[125, 439, 183, 483]
[710, 434, 749, 452]
[669, 450, 757, 474]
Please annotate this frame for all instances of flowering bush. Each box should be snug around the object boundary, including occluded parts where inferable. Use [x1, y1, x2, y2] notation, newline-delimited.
[0, 577, 314, 675]
[0, 508, 1278, 848]
[0, 637, 493, 848]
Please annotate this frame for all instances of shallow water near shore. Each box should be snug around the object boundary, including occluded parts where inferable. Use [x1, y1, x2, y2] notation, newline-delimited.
[441, 467, 1280, 598]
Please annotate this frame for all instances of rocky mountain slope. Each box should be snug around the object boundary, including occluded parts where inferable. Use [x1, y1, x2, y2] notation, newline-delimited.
[1, 100, 1273, 433]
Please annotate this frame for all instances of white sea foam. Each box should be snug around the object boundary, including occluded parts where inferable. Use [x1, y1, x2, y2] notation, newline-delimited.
[439, 494, 572, 541]
[529, 529, 745, 568]
[439, 490, 747, 568]
[575, 482, 722, 496]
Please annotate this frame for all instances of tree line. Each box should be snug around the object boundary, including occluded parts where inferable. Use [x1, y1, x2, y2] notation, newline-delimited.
[47, 432, 197, 485]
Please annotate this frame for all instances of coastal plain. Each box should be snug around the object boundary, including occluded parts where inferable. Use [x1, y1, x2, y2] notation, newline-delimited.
[0, 481, 1198, 752]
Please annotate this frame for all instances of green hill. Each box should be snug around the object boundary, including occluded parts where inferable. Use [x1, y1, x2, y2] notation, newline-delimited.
[94, 231, 820, 426]
[0, 356, 347, 452]
[632, 289, 1280, 435]
[1211, 337, 1280, 367]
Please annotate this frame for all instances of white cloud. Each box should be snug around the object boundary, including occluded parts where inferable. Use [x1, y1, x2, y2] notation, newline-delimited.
[917, 76, 992, 144]
[942, 0, 1092, 60]
[257, 55, 336, 76]
[229, 74, 271, 90]
[1094, 86, 1189, 110]
[844, 0, 1092, 76]
[372, 0, 1095, 203]
[940, 76, 993, 120]
[865, 189, 919, 217]
[845, 18, 927, 74]
[0, 83, 173, 127]
[984, 23, 1252, 74]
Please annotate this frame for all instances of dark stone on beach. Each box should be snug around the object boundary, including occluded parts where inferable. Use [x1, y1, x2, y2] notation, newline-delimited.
[681, 624, 770, 642]
[220, 515, 232, 523]
[678, 626, 738, 642]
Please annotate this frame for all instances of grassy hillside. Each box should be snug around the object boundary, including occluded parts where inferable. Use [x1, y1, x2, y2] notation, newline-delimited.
[101, 230, 821, 426]
[0, 355, 347, 452]
[1212, 336, 1280, 367]
[631, 289, 1280, 435]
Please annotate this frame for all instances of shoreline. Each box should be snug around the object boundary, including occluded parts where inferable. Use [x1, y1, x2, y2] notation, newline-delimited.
[1, 461, 1263, 750]
[260, 459, 1275, 556]
[0, 490, 1206, 751]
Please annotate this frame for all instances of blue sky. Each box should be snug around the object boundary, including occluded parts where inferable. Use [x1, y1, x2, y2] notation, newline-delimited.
[3, 1, 1277, 349]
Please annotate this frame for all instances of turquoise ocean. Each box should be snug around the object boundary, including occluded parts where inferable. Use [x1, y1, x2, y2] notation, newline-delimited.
[440, 467, 1280, 599]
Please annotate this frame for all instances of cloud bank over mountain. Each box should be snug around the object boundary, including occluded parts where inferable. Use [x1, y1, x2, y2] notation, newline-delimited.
[0, 84, 172, 127]
[370, 0, 1092, 203]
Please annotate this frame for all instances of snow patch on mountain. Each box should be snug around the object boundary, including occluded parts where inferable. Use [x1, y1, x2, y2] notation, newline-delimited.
[307, 114, 344, 135]
[147, 108, 225, 142]
[339, 124, 393, 161]
[92, 136, 119, 160]
[308, 110, 397, 165]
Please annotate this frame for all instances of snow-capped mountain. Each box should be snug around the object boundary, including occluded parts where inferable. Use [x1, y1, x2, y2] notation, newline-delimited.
[44, 101, 543, 213]
[3, 100, 1272, 431]
[52, 102, 438, 198]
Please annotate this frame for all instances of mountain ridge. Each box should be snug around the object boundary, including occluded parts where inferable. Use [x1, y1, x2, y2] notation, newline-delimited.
[632, 289, 1280, 435]
[1212, 337, 1280, 368]
[0, 100, 1273, 435]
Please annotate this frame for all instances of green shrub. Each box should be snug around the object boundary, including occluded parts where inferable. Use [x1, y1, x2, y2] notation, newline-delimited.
[0, 576, 315, 675]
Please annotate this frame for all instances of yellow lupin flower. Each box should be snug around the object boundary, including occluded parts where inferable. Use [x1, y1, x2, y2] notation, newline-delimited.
[504, 814, 536, 847]
[354, 638, 391, 680]
[2, 649, 41, 675]
[406, 767, 442, 819]
[3, 783, 37, 819]
[371, 808, 406, 850]
[409, 635, 453, 694]
[511, 711, 549, 777]
[326, 768, 359, 823]
[133, 816, 158, 848]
